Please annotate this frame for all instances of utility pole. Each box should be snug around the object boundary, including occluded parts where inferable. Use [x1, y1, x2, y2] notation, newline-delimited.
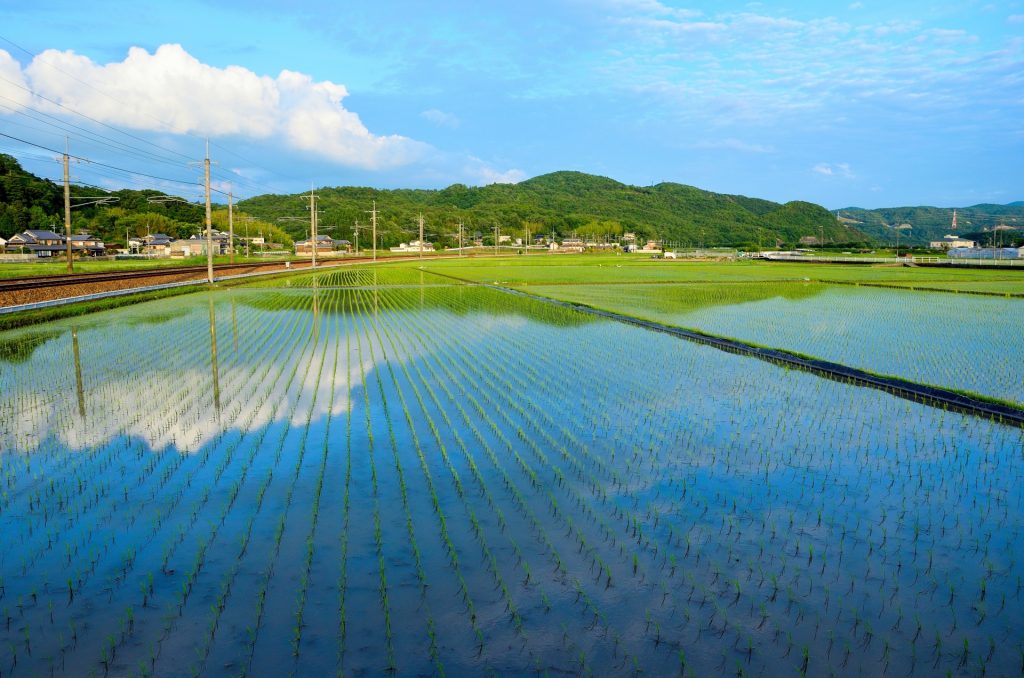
[366, 201, 379, 262]
[458, 221, 464, 256]
[525, 225, 530, 255]
[307, 187, 318, 268]
[494, 225, 499, 256]
[204, 139, 214, 284]
[353, 220, 361, 256]
[280, 189, 323, 267]
[417, 213, 425, 259]
[64, 137, 72, 273]
[228, 189, 234, 264]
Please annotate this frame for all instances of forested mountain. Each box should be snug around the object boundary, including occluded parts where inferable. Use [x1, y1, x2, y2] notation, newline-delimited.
[240, 171, 866, 248]
[14, 154, 983, 249]
[838, 203, 1024, 245]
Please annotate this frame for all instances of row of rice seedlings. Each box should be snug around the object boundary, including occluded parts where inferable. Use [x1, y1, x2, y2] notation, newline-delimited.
[348, 293, 445, 673]
[288, 292, 343, 666]
[348, 289, 498, 670]
[373, 299, 545, 630]
[236, 294, 335, 675]
[368, 290, 591, 667]
[348, 295, 401, 671]
[188, 297, 340, 674]
[189, 295, 331, 675]
[371, 287, 628, 668]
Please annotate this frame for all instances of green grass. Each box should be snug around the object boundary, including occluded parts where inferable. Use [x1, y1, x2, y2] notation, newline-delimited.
[0, 285, 204, 332]
[407, 254, 1024, 292]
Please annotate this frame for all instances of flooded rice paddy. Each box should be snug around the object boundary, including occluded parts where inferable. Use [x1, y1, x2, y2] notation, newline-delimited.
[0, 270, 1022, 676]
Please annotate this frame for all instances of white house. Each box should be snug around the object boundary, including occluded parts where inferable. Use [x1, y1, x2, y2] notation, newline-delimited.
[390, 240, 435, 253]
[930, 234, 976, 250]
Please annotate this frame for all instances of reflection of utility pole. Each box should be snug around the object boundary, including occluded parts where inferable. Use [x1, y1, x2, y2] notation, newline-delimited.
[72, 326, 85, 418]
[231, 295, 238, 353]
[208, 297, 221, 417]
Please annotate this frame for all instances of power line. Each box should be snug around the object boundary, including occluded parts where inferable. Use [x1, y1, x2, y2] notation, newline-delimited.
[0, 95, 195, 169]
[0, 131, 227, 197]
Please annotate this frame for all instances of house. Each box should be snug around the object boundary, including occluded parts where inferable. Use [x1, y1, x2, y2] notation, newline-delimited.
[930, 234, 976, 250]
[296, 234, 351, 255]
[169, 239, 213, 258]
[185, 230, 230, 254]
[69, 234, 105, 256]
[6, 229, 67, 257]
[128, 233, 173, 255]
[559, 237, 585, 253]
[0, 236, 6, 252]
[389, 239, 435, 253]
[639, 240, 663, 255]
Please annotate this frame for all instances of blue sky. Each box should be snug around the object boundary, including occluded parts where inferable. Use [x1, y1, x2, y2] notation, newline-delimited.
[0, 0, 1021, 207]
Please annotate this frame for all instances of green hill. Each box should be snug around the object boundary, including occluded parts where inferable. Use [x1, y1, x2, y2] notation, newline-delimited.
[240, 170, 866, 248]
[838, 203, 1024, 245]
[0, 155, 871, 248]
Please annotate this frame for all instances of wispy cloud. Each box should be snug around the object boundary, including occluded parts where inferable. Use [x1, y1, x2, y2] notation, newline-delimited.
[813, 162, 854, 178]
[590, 4, 1023, 134]
[694, 138, 774, 153]
[420, 108, 461, 128]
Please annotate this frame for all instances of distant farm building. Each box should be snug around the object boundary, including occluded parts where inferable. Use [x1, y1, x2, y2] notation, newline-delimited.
[948, 247, 1020, 260]
[390, 240, 435, 253]
[930, 235, 976, 250]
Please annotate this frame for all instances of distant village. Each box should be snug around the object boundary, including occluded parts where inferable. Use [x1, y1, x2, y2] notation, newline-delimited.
[0, 227, 675, 261]
[1, 226, 1020, 262]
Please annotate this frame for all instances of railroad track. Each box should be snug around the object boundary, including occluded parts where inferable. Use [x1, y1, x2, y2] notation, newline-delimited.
[0, 253, 489, 295]
[0, 260, 325, 293]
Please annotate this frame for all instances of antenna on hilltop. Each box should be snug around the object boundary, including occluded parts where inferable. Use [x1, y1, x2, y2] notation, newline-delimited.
[951, 209, 958, 231]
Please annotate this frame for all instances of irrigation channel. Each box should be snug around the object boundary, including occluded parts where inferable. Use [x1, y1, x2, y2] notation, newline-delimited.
[0, 267, 1022, 676]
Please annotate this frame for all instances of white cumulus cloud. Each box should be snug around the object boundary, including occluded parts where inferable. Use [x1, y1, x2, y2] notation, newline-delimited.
[8, 44, 425, 170]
